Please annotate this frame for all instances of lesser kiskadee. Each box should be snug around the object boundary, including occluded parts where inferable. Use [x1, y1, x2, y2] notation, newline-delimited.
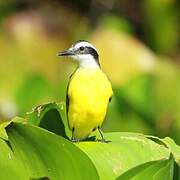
[57, 40, 113, 142]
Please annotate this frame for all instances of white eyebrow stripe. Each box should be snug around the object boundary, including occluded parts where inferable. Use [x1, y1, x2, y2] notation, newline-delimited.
[73, 42, 97, 51]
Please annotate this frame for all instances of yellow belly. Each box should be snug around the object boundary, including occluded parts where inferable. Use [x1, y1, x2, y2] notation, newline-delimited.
[67, 67, 113, 140]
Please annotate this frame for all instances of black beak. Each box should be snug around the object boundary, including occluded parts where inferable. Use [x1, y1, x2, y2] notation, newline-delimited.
[57, 50, 74, 56]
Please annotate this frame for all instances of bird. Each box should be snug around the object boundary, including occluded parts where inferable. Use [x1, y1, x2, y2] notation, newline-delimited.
[57, 40, 113, 142]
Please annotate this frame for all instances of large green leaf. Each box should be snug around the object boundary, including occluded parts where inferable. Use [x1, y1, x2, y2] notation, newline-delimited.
[146, 135, 180, 166]
[27, 102, 71, 139]
[22, 102, 180, 179]
[77, 132, 171, 179]
[116, 155, 174, 180]
[0, 120, 99, 180]
[0, 137, 26, 179]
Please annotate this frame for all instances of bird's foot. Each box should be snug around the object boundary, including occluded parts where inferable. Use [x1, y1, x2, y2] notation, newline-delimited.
[97, 138, 111, 143]
[71, 138, 80, 143]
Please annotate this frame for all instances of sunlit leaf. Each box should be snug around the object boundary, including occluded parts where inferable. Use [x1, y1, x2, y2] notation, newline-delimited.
[0, 120, 99, 180]
[27, 102, 71, 139]
[116, 155, 174, 180]
[77, 132, 170, 179]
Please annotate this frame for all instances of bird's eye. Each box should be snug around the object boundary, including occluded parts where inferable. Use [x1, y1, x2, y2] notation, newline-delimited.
[80, 46, 84, 51]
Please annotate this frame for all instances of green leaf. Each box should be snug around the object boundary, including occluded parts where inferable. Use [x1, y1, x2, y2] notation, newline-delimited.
[146, 135, 180, 166]
[0, 121, 99, 180]
[162, 137, 180, 166]
[27, 102, 71, 139]
[77, 132, 171, 179]
[25, 102, 179, 179]
[0, 117, 25, 140]
[116, 155, 174, 180]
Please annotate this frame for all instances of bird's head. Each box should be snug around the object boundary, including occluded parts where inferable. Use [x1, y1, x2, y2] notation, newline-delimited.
[57, 40, 100, 68]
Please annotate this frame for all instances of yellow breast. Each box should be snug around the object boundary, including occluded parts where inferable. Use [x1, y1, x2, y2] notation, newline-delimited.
[67, 67, 113, 139]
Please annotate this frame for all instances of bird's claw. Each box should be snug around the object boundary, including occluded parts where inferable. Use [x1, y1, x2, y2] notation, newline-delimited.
[97, 138, 111, 143]
[71, 139, 80, 143]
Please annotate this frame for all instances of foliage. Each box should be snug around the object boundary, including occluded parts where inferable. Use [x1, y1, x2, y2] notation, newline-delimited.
[0, 103, 179, 179]
[0, 1, 179, 144]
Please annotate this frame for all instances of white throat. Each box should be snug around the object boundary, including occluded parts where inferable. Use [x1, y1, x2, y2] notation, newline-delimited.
[72, 54, 99, 69]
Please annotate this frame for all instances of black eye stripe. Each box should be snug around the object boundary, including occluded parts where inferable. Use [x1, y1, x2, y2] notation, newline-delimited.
[76, 46, 99, 59]
[72, 40, 100, 67]
[87, 47, 98, 59]
[84, 47, 99, 65]
[74, 45, 100, 66]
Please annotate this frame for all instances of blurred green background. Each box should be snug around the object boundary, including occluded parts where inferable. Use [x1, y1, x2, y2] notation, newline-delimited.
[0, 0, 179, 144]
